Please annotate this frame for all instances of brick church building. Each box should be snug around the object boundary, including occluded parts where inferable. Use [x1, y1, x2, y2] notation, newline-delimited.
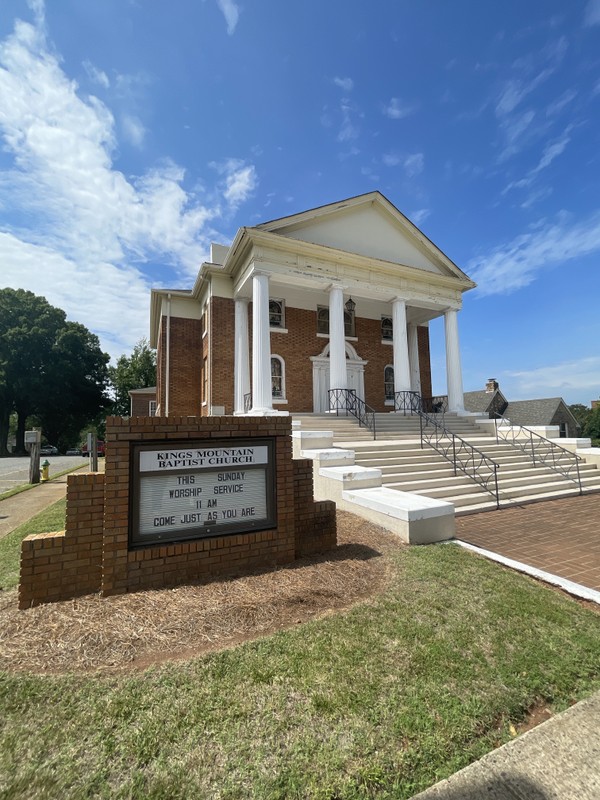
[147, 191, 475, 417]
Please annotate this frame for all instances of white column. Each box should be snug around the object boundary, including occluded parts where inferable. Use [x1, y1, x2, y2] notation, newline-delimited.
[250, 273, 274, 414]
[392, 298, 411, 395]
[445, 308, 465, 413]
[234, 297, 250, 414]
[408, 323, 421, 394]
[328, 285, 347, 408]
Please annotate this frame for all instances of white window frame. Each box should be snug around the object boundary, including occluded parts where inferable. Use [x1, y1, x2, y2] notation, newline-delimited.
[381, 316, 393, 343]
[271, 354, 287, 404]
[149, 400, 157, 417]
[384, 365, 394, 405]
[269, 298, 286, 331]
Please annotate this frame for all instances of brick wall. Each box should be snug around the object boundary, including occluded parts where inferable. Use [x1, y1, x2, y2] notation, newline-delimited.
[293, 459, 336, 557]
[130, 392, 156, 417]
[356, 316, 394, 412]
[417, 325, 432, 401]
[158, 316, 203, 416]
[19, 416, 337, 607]
[159, 305, 433, 415]
[19, 474, 105, 608]
[209, 296, 235, 414]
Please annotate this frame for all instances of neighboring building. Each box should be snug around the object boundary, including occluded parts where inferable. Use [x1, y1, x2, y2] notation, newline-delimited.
[464, 378, 508, 418]
[503, 398, 580, 438]
[464, 379, 579, 438]
[128, 386, 157, 417]
[149, 192, 476, 417]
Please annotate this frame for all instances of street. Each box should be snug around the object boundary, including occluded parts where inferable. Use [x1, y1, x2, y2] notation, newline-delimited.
[0, 455, 88, 494]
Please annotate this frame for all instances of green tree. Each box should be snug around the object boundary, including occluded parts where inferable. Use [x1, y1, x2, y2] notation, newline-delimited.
[109, 337, 157, 416]
[33, 322, 111, 451]
[582, 405, 600, 444]
[569, 403, 591, 431]
[0, 288, 110, 455]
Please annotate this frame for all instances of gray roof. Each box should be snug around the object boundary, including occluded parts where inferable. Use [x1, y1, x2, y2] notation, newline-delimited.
[128, 386, 157, 396]
[464, 390, 495, 413]
[504, 398, 577, 427]
[463, 389, 507, 413]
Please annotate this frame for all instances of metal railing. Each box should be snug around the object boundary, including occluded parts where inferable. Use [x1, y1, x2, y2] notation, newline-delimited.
[243, 392, 252, 413]
[422, 395, 449, 414]
[419, 407, 501, 509]
[394, 390, 422, 415]
[492, 414, 582, 493]
[328, 388, 377, 439]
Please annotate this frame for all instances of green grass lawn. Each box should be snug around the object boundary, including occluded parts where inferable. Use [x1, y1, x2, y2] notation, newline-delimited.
[1, 507, 600, 799]
[0, 499, 66, 591]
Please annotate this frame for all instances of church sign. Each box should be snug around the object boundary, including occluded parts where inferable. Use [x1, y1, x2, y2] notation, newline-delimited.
[130, 438, 276, 546]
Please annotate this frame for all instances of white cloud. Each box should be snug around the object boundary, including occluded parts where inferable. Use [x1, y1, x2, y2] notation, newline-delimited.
[224, 164, 257, 207]
[502, 125, 575, 196]
[83, 60, 109, 89]
[495, 70, 553, 118]
[506, 356, 600, 403]
[410, 209, 430, 226]
[0, 12, 254, 359]
[584, 0, 600, 26]
[468, 211, 600, 296]
[497, 109, 535, 161]
[494, 39, 567, 161]
[337, 99, 359, 142]
[404, 152, 424, 177]
[122, 114, 145, 147]
[381, 151, 424, 176]
[383, 97, 415, 119]
[382, 152, 401, 167]
[0, 231, 149, 359]
[333, 76, 353, 92]
[216, 0, 240, 35]
[210, 158, 257, 208]
[546, 89, 577, 116]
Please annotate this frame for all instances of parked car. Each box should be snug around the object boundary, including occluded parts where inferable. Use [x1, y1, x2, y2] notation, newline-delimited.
[81, 440, 105, 457]
[65, 448, 82, 456]
[40, 445, 59, 456]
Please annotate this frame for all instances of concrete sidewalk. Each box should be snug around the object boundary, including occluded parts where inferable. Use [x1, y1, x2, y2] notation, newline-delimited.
[0, 467, 94, 541]
[411, 690, 600, 799]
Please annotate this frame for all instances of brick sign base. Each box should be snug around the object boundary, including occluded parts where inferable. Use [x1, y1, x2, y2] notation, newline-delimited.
[19, 416, 336, 609]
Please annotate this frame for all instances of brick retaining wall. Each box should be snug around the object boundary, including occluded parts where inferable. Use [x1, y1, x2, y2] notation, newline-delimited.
[19, 416, 336, 609]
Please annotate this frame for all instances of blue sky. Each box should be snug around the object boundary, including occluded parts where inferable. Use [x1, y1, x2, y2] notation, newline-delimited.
[1, 0, 599, 405]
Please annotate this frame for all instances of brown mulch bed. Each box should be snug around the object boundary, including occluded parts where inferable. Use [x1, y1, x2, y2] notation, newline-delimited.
[0, 512, 403, 675]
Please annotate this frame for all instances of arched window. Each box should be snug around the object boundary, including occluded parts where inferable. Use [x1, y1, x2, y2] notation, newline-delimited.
[271, 355, 285, 399]
[381, 316, 393, 341]
[269, 299, 285, 328]
[317, 306, 329, 334]
[384, 365, 394, 401]
[316, 305, 356, 336]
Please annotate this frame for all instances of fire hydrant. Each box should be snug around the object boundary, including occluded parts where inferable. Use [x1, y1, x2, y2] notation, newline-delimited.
[41, 459, 50, 482]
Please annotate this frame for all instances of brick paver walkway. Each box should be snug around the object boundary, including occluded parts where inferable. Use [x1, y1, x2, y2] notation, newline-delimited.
[456, 494, 600, 593]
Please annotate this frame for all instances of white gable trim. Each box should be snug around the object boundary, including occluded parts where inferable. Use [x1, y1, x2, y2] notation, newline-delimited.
[255, 191, 473, 285]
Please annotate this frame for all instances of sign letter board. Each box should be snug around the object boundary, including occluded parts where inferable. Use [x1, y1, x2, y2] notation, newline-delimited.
[130, 438, 276, 547]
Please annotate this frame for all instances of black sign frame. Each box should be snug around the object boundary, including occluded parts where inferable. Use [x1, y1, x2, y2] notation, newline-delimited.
[129, 437, 277, 548]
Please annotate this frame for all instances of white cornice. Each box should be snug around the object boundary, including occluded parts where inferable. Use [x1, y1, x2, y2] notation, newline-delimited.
[244, 228, 475, 292]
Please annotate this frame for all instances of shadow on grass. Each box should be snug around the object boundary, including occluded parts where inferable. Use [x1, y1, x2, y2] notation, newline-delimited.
[415, 772, 549, 799]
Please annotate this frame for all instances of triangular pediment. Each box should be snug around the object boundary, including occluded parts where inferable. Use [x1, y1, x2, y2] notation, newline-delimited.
[255, 192, 471, 282]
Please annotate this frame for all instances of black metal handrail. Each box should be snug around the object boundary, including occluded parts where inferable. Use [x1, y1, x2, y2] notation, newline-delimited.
[422, 395, 449, 414]
[394, 390, 422, 415]
[328, 388, 377, 439]
[492, 414, 582, 493]
[243, 392, 251, 413]
[419, 408, 501, 509]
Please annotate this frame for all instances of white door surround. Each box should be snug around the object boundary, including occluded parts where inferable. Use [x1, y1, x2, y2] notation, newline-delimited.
[310, 342, 368, 413]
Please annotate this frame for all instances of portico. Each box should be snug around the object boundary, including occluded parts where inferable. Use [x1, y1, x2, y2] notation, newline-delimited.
[150, 192, 476, 419]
